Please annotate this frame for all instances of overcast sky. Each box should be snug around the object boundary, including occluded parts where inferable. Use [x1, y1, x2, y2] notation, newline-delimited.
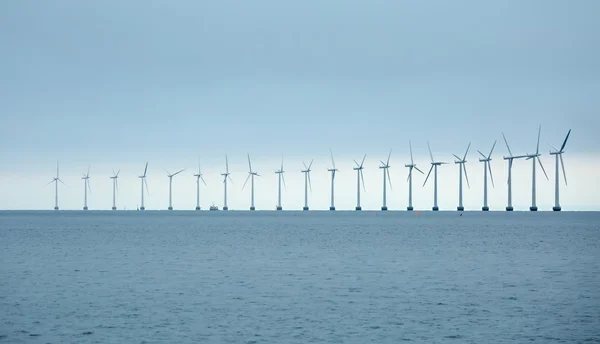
[0, 0, 598, 210]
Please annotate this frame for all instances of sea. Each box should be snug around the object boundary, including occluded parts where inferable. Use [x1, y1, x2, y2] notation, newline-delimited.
[1, 211, 599, 343]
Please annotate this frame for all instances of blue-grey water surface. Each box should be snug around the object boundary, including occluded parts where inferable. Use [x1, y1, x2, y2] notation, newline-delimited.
[1, 211, 599, 343]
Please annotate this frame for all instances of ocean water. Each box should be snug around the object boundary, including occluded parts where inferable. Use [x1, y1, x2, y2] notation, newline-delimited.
[1, 211, 599, 343]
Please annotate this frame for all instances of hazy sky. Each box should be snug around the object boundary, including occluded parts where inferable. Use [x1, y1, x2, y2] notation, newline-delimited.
[0, 0, 599, 210]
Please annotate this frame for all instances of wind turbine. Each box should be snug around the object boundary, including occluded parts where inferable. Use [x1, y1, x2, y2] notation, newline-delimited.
[501, 132, 525, 211]
[166, 168, 185, 210]
[524, 125, 548, 211]
[221, 154, 232, 211]
[243, 154, 260, 211]
[353, 154, 366, 211]
[423, 141, 448, 211]
[478, 141, 497, 211]
[549, 129, 571, 211]
[327, 149, 338, 211]
[301, 159, 313, 211]
[193, 159, 207, 210]
[82, 165, 91, 210]
[138, 162, 149, 211]
[275, 157, 286, 211]
[405, 141, 424, 211]
[47, 161, 64, 210]
[453, 142, 471, 211]
[110, 169, 120, 210]
[379, 149, 392, 211]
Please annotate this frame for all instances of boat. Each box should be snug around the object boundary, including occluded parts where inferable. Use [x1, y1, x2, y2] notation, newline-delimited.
[209, 204, 219, 211]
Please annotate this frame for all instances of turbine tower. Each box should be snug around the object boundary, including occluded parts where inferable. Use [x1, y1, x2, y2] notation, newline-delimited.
[243, 154, 260, 211]
[301, 159, 313, 211]
[138, 162, 149, 211]
[327, 149, 338, 211]
[549, 129, 571, 211]
[47, 161, 64, 210]
[275, 157, 286, 211]
[166, 168, 185, 210]
[193, 160, 207, 210]
[110, 169, 120, 210]
[221, 155, 232, 211]
[524, 125, 548, 211]
[501, 133, 525, 211]
[82, 166, 91, 210]
[379, 149, 392, 211]
[353, 154, 366, 211]
[478, 141, 497, 211]
[423, 141, 448, 211]
[405, 141, 424, 211]
[453, 142, 471, 211]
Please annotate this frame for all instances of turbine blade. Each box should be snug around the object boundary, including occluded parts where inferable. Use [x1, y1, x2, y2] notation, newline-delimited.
[386, 148, 392, 165]
[173, 169, 185, 176]
[407, 168, 412, 182]
[228, 175, 233, 184]
[329, 149, 336, 169]
[225, 154, 229, 173]
[56, 161, 59, 179]
[360, 153, 366, 168]
[242, 174, 251, 190]
[477, 150, 486, 159]
[143, 162, 148, 176]
[453, 154, 461, 161]
[282, 173, 287, 190]
[386, 169, 393, 190]
[116, 169, 120, 177]
[488, 161, 495, 188]
[409, 140, 414, 165]
[423, 165, 434, 186]
[58, 178, 66, 186]
[537, 156, 549, 180]
[415, 166, 424, 174]
[87, 180, 92, 194]
[536, 124, 542, 155]
[502, 132, 513, 157]
[353, 159, 359, 167]
[303, 161, 308, 170]
[380, 160, 386, 166]
[547, 142, 559, 152]
[144, 178, 150, 194]
[559, 154, 567, 185]
[463, 142, 471, 161]
[247, 153, 252, 173]
[560, 129, 571, 152]
[308, 172, 312, 192]
[463, 164, 470, 189]
[308, 159, 314, 170]
[112, 168, 116, 176]
[46, 179, 54, 185]
[200, 176, 207, 186]
[360, 169, 366, 192]
[281, 156, 284, 171]
[427, 141, 434, 162]
[87, 165, 90, 177]
[488, 140, 497, 159]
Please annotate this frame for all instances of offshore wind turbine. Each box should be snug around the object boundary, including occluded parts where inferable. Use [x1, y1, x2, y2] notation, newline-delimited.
[47, 161, 64, 210]
[193, 160, 207, 210]
[221, 155, 232, 211]
[82, 166, 91, 210]
[353, 154, 366, 211]
[405, 141, 424, 211]
[242, 154, 260, 211]
[524, 125, 548, 211]
[453, 142, 471, 211]
[166, 168, 185, 210]
[478, 140, 497, 211]
[275, 157, 286, 210]
[379, 149, 392, 211]
[110, 169, 120, 210]
[138, 162, 149, 210]
[327, 149, 338, 211]
[301, 159, 313, 211]
[423, 141, 448, 211]
[549, 129, 571, 211]
[501, 132, 525, 211]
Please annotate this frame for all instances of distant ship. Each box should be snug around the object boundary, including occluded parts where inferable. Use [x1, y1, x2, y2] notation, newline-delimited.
[209, 204, 219, 211]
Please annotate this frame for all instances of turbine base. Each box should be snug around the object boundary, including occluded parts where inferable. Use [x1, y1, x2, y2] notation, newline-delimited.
[54, 207, 59, 210]
[250, 207, 255, 211]
[140, 206, 145, 211]
[482, 206, 489, 211]
[112, 207, 117, 210]
[168, 207, 173, 211]
[381, 206, 388, 211]
[457, 206, 464, 211]
[553, 206, 561, 211]
[505, 206, 513, 211]
[195, 207, 200, 210]
[329, 207, 336, 211]
[276, 206, 283, 211]
[432, 206, 439, 211]
[223, 206, 229, 211]
[303, 207, 309, 211]
[407, 206, 414, 211]
[83, 206, 88, 211]
[529, 206, 538, 211]
[355, 206, 362, 211]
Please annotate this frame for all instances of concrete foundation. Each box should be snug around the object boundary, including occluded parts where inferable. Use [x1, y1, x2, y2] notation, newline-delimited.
[381, 206, 388, 211]
[432, 206, 439, 211]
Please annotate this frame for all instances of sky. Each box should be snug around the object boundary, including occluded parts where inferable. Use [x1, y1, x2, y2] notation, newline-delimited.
[0, 0, 599, 210]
